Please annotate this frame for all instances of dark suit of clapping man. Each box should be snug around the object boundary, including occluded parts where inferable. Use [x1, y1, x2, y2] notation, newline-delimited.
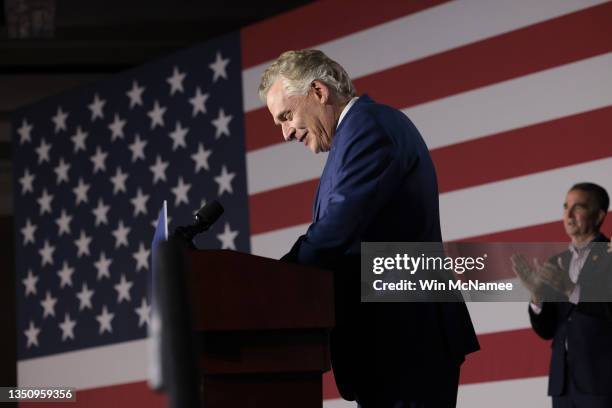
[512, 183, 612, 408]
[258, 49, 480, 408]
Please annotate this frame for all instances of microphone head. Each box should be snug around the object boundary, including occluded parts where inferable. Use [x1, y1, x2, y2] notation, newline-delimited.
[194, 200, 224, 230]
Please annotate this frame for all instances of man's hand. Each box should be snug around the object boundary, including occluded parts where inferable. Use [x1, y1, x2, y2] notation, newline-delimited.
[536, 257, 574, 298]
[511, 254, 545, 303]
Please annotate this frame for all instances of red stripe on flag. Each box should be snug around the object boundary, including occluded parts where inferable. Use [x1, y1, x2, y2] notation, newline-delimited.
[459, 214, 612, 243]
[322, 370, 339, 400]
[249, 179, 318, 234]
[240, 0, 448, 69]
[244, 2, 612, 152]
[245, 106, 278, 151]
[322, 328, 551, 400]
[248, 107, 612, 235]
[460, 328, 550, 384]
[19, 381, 167, 408]
[433, 107, 612, 193]
[359, 2, 612, 109]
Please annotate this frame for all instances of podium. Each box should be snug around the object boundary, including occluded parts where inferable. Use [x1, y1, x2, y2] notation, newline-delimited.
[188, 249, 335, 408]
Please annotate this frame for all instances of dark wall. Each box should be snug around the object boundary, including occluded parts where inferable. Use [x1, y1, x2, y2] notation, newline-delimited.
[0, 215, 16, 392]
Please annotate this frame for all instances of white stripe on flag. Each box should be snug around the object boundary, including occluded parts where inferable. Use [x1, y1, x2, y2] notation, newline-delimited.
[16, 305, 536, 390]
[467, 302, 530, 335]
[18, 338, 149, 390]
[250, 223, 309, 259]
[242, 0, 606, 112]
[440, 157, 612, 241]
[457, 376, 550, 407]
[246, 52, 612, 195]
[247, 142, 327, 195]
[322, 377, 551, 408]
[249, 158, 612, 250]
[409, 52, 612, 150]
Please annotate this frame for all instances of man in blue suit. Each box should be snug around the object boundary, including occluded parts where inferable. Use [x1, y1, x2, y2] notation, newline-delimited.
[259, 49, 479, 407]
[513, 183, 612, 408]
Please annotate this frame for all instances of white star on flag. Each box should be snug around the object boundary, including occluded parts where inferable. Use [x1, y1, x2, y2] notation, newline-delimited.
[37, 188, 54, 215]
[73, 178, 90, 206]
[108, 114, 127, 141]
[168, 121, 189, 150]
[88, 94, 106, 121]
[74, 230, 92, 258]
[41, 291, 58, 318]
[214, 165, 235, 196]
[92, 199, 111, 226]
[18, 168, 35, 194]
[17, 119, 33, 144]
[59, 314, 76, 341]
[24, 321, 40, 348]
[129, 134, 148, 162]
[135, 297, 151, 327]
[35, 138, 51, 164]
[14, 42, 251, 359]
[22, 270, 38, 297]
[114, 274, 133, 303]
[94, 251, 112, 280]
[21, 219, 37, 245]
[39, 240, 55, 266]
[51, 106, 69, 133]
[126, 81, 145, 108]
[149, 155, 169, 184]
[90, 146, 108, 173]
[191, 143, 212, 173]
[166, 66, 186, 95]
[209, 51, 230, 82]
[76, 283, 94, 310]
[53, 157, 71, 184]
[147, 100, 167, 129]
[55, 210, 72, 236]
[130, 188, 149, 217]
[171, 176, 191, 207]
[132, 242, 150, 271]
[217, 222, 238, 250]
[110, 167, 129, 194]
[211, 108, 233, 139]
[57, 261, 75, 288]
[189, 87, 209, 117]
[112, 220, 130, 249]
[96, 305, 114, 334]
[70, 126, 88, 153]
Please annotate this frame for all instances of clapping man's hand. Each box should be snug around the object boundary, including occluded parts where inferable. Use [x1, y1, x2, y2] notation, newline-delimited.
[511, 254, 546, 304]
[536, 257, 574, 298]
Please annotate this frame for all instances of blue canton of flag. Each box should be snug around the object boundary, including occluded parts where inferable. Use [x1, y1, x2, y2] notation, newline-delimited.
[12, 32, 250, 360]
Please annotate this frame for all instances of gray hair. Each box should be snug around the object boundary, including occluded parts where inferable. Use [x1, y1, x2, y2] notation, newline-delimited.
[258, 49, 356, 103]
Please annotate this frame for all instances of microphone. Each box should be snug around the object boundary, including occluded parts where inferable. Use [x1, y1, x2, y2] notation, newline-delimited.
[173, 200, 224, 248]
[194, 200, 224, 232]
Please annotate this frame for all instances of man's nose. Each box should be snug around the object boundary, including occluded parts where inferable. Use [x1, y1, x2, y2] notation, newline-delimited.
[282, 123, 296, 141]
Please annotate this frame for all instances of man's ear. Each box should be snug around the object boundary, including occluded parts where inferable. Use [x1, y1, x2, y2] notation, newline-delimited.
[310, 80, 330, 104]
[596, 209, 606, 229]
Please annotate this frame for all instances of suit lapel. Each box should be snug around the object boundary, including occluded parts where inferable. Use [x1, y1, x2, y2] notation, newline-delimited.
[313, 147, 335, 222]
[313, 180, 322, 222]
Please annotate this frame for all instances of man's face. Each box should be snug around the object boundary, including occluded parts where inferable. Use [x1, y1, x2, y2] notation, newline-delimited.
[265, 79, 334, 154]
[563, 189, 601, 240]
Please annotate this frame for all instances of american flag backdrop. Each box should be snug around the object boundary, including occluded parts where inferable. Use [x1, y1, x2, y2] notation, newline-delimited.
[12, 0, 612, 407]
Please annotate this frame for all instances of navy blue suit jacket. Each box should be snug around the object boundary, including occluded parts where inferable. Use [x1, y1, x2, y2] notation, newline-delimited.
[529, 233, 612, 396]
[283, 95, 479, 400]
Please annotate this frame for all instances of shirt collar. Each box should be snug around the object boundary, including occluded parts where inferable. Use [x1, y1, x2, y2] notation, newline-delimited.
[568, 240, 594, 256]
[336, 96, 359, 129]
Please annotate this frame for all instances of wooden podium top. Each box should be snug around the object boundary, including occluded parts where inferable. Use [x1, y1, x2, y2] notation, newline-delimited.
[189, 250, 334, 332]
